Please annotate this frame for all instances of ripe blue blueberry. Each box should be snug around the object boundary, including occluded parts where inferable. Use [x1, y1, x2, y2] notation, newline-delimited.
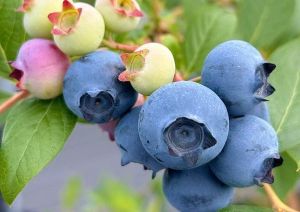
[201, 40, 276, 117]
[115, 106, 164, 178]
[63, 50, 137, 123]
[248, 102, 270, 122]
[163, 165, 234, 212]
[210, 115, 283, 187]
[138, 81, 229, 170]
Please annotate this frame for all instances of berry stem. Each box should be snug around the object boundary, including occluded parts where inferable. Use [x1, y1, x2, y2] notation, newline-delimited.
[189, 76, 202, 82]
[102, 39, 138, 52]
[263, 183, 299, 212]
[0, 90, 30, 114]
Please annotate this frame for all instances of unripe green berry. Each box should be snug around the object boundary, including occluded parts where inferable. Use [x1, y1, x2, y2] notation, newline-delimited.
[49, 0, 105, 56]
[19, 0, 67, 38]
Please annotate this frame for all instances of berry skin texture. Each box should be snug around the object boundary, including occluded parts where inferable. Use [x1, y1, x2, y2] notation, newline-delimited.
[19, 0, 66, 38]
[201, 40, 276, 117]
[115, 106, 164, 178]
[210, 115, 283, 187]
[138, 81, 229, 170]
[248, 102, 270, 122]
[95, 0, 143, 33]
[48, 0, 105, 56]
[163, 165, 234, 212]
[119, 43, 176, 96]
[10, 39, 70, 99]
[63, 50, 138, 123]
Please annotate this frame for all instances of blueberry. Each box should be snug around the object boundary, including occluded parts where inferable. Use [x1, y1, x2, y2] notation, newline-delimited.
[163, 165, 234, 212]
[201, 40, 276, 117]
[247, 102, 270, 122]
[63, 50, 138, 123]
[115, 106, 164, 178]
[210, 115, 283, 187]
[138, 81, 229, 170]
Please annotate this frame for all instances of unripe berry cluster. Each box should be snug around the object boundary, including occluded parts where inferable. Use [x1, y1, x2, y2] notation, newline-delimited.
[11, 0, 147, 99]
[9, 1, 283, 211]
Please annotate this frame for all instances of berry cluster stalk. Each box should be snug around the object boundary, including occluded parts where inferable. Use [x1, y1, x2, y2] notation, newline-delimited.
[102, 40, 138, 52]
[0, 90, 29, 114]
[263, 184, 298, 212]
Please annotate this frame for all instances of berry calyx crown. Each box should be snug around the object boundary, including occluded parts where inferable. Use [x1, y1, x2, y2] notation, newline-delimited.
[118, 49, 149, 82]
[111, 0, 143, 17]
[17, 0, 34, 12]
[48, 0, 82, 35]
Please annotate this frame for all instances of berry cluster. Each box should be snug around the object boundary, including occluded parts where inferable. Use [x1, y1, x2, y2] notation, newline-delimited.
[9, 0, 283, 211]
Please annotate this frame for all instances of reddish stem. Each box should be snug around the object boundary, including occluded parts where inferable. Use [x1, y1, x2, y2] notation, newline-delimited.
[0, 90, 30, 114]
[102, 40, 138, 52]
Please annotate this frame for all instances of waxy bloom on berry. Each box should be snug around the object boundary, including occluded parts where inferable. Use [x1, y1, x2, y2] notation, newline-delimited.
[18, 0, 67, 38]
[95, 0, 143, 33]
[10, 39, 70, 99]
[49, 0, 105, 56]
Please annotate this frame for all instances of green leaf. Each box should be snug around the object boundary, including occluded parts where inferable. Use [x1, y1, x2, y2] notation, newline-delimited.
[0, 97, 77, 204]
[220, 205, 272, 212]
[0, 91, 11, 104]
[0, 90, 12, 124]
[235, 0, 295, 52]
[0, 44, 11, 79]
[272, 152, 299, 200]
[268, 38, 300, 198]
[268, 38, 300, 151]
[287, 145, 300, 171]
[183, 2, 237, 74]
[0, 0, 27, 59]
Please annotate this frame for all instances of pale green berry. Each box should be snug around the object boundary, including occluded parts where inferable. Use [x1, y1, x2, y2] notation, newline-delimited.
[49, 0, 105, 56]
[95, 0, 143, 33]
[119, 43, 176, 96]
[19, 0, 67, 38]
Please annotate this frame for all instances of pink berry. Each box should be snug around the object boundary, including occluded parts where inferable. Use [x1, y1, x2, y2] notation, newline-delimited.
[10, 39, 70, 99]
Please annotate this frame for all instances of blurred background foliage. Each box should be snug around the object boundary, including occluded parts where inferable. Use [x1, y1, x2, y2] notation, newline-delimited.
[1, 0, 300, 211]
[61, 177, 168, 212]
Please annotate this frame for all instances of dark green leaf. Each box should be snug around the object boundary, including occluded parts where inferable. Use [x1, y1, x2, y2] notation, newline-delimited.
[220, 205, 272, 212]
[183, 2, 237, 74]
[0, 0, 27, 80]
[0, 97, 77, 204]
[0, 0, 27, 61]
[235, 0, 295, 52]
[272, 152, 299, 200]
[268, 38, 300, 151]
